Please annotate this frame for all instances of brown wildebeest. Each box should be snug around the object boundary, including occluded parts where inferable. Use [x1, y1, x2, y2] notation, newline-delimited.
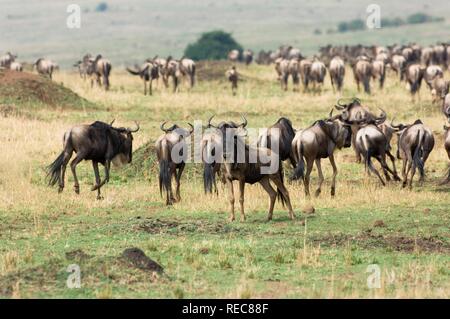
[242, 49, 254, 65]
[310, 59, 327, 92]
[127, 61, 159, 95]
[206, 115, 295, 222]
[274, 58, 290, 91]
[228, 50, 240, 62]
[47, 120, 139, 200]
[291, 112, 353, 197]
[156, 122, 194, 205]
[10, 62, 23, 72]
[353, 58, 372, 94]
[299, 59, 312, 92]
[442, 124, 450, 184]
[179, 57, 196, 88]
[87, 54, 112, 90]
[334, 98, 379, 162]
[392, 120, 435, 188]
[258, 117, 297, 168]
[421, 47, 434, 66]
[73, 54, 92, 80]
[354, 112, 401, 185]
[424, 65, 444, 90]
[226, 66, 239, 95]
[34, 58, 58, 79]
[391, 55, 407, 81]
[288, 58, 301, 92]
[0, 52, 17, 68]
[431, 78, 449, 104]
[329, 56, 345, 93]
[163, 57, 182, 93]
[371, 60, 386, 89]
[405, 63, 426, 100]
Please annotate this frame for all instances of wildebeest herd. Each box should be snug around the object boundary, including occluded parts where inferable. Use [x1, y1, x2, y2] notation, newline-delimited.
[1, 43, 449, 222]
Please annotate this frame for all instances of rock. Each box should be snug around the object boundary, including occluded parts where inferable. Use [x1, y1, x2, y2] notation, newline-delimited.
[121, 248, 164, 273]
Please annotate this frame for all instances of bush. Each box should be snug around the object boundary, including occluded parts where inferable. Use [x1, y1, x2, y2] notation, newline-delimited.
[337, 19, 365, 32]
[95, 2, 108, 12]
[184, 30, 243, 61]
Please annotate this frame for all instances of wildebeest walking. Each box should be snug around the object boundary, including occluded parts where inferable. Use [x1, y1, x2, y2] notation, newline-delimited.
[47, 120, 139, 199]
[34, 58, 58, 79]
[74, 54, 92, 80]
[405, 63, 426, 100]
[127, 61, 160, 95]
[156, 122, 194, 205]
[393, 120, 435, 188]
[179, 57, 196, 88]
[87, 55, 112, 90]
[329, 56, 345, 93]
[371, 60, 386, 89]
[291, 112, 353, 197]
[226, 66, 239, 95]
[205, 116, 295, 222]
[0, 52, 17, 68]
[353, 58, 372, 94]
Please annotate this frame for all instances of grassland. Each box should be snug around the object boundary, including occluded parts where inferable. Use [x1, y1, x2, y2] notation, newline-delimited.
[2, 0, 450, 67]
[0, 62, 449, 298]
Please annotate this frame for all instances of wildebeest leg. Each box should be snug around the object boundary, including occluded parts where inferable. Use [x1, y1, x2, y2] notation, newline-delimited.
[92, 160, 111, 191]
[59, 149, 73, 193]
[329, 154, 338, 197]
[356, 79, 360, 92]
[352, 127, 361, 163]
[330, 75, 336, 94]
[227, 180, 235, 222]
[175, 164, 184, 202]
[143, 80, 147, 96]
[70, 154, 85, 194]
[149, 79, 153, 96]
[368, 155, 386, 185]
[303, 158, 314, 197]
[238, 179, 246, 222]
[386, 150, 401, 181]
[259, 178, 276, 221]
[271, 176, 295, 220]
[314, 159, 324, 197]
[408, 160, 416, 189]
[403, 159, 412, 188]
[92, 161, 103, 200]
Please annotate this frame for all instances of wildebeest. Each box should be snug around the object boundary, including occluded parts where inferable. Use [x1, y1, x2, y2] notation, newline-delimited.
[431, 78, 449, 104]
[163, 57, 182, 93]
[179, 57, 196, 88]
[442, 124, 450, 184]
[226, 66, 239, 95]
[228, 50, 240, 62]
[329, 56, 345, 93]
[0, 52, 17, 68]
[424, 65, 444, 90]
[405, 63, 426, 99]
[73, 54, 92, 80]
[47, 120, 139, 199]
[258, 117, 297, 168]
[354, 112, 401, 185]
[127, 61, 159, 95]
[87, 55, 112, 90]
[443, 93, 450, 121]
[242, 49, 254, 65]
[353, 58, 372, 94]
[421, 47, 434, 66]
[291, 112, 353, 197]
[391, 55, 407, 81]
[10, 62, 23, 72]
[393, 120, 435, 188]
[156, 122, 194, 205]
[334, 98, 379, 162]
[299, 59, 312, 92]
[205, 116, 295, 222]
[310, 59, 327, 92]
[34, 58, 58, 79]
[371, 60, 386, 89]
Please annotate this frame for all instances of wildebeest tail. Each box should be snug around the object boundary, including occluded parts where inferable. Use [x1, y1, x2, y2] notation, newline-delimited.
[103, 63, 111, 90]
[413, 130, 425, 179]
[291, 142, 305, 180]
[190, 65, 196, 87]
[277, 161, 287, 207]
[126, 67, 140, 76]
[203, 162, 216, 194]
[47, 152, 65, 187]
[158, 141, 171, 197]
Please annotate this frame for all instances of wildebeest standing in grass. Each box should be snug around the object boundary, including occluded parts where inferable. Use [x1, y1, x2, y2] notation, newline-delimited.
[431, 78, 449, 104]
[206, 116, 295, 222]
[371, 60, 386, 90]
[179, 57, 196, 88]
[442, 124, 450, 184]
[354, 112, 401, 185]
[391, 55, 407, 81]
[34, 58, 58, 79]
[163, 57, 182, 93]
[274, 58, 290, 91]
[299, 59, 312, 92]
[242, 49, 254, 65]
[47, 121, 139, 200]
[258, 117, 297, 168]
[424, 65, 443, 90]
[10, 62, 23, 72]
[87, 55, 112, 91]
[156, 122, 194, 205]
[127, 61, 159, 95]
[353, 57, 372, 94]
[310, 59, 327, 93]
[393, 120, 435, 188]
[226, 66, 239, 95]
[74, 54, 92, 80]
[291, 112, 353, 197]
[405, 63, 426, 101]
[0, 52, 17, 68]
[329, 56, 345, 93]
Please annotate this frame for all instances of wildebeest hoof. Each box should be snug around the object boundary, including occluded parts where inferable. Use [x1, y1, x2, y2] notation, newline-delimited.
[91, 185, 99, 191]
[58, 187, 64, 193]
[314, 190, 321, 197]
[74, 186, 80, 194]
[96, 195, 104, 200]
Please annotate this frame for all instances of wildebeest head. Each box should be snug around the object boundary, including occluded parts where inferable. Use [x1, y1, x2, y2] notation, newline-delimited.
[325, 111, 353, 148]
[111, 121, 140, 165]
[160, 121, 194, 139]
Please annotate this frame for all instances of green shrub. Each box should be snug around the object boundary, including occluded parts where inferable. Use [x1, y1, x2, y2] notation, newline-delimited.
[184, 30, 243, 60]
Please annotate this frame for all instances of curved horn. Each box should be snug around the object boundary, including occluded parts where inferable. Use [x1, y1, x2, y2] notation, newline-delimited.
[160, 121, 170, 133]
[375, 108, 387, 124]
[187, 123, 194, 135]
[128, 121, 140, 133]
[390, 118, 403, 130]
[335, 98, 347, 110]
[207, 115, 216, 128]
[110, 119, 115, 126]
[240, 114, 248, 128]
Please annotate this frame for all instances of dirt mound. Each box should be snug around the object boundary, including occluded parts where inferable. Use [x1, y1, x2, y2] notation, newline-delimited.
[0, 69, 95, 109]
